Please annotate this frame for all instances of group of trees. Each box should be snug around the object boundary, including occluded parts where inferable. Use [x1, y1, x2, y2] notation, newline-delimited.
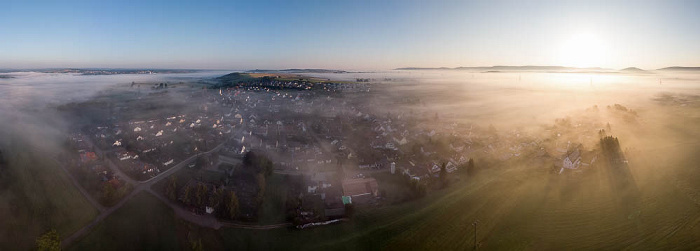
[181, 183, 211, 209]
[285, 195, 301, 222]
[169, 151, 273, 221]
[255, 173, 266, 205]
[243, 151, 273, 208]
[440, 158, 476, 188]
[600, 136, 625, 164]
[224, 191, 240, 220]
[100, 181, 130, 207]
[243, 151, 274, 176]
[400, 174, 427, 199]
[177, 178, 240, 220]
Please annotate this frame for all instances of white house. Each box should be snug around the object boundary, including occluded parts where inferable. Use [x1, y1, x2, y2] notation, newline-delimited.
[559, 148, 582, 174]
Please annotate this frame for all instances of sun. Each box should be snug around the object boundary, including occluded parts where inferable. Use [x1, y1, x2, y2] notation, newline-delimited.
[557, 33, 609, 68]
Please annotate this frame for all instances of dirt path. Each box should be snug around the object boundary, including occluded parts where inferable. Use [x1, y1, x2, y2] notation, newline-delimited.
[61, 142, 225, 248]
[146, 188, 223, 229]
[61, 139, 293, 248]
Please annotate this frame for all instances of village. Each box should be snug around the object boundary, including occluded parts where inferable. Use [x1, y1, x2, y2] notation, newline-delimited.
[59, 76, 618, 228]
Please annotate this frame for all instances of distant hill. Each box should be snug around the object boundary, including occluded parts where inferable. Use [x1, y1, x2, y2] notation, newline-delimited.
[656, 67, 700, 71]
[394, 67, 452, 70]
[215, 72, 258, 83]
[620, 67, 650, 73]
[248, 69, 347, 74]
[621, 67, 644, 71]
[395, 65, 611, 72]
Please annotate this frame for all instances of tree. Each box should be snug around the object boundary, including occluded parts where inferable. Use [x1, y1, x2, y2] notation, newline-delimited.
[183, 185, 194, 205]
[210, 186, 224, 209]
[36, 229, 61, 251]
[195, 183, 208, 208]
[189, 238, 203, 251]
[466, 158, 476, 176]
[439, 162, 448, 188]
[243, 151, 274, 176]
[598, 129, 607, 138]
[256, 173, 266, 205]
[226, 191, 240, 220]
[243, 151, 257, 167]
[411, 179, 427, 197]
[166, 176, 178, 201]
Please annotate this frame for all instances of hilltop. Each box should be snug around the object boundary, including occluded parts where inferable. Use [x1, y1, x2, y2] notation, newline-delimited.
[397, 65, 700, 73]
[213, 72, 345, 88]
[395, 65, 611, 72]
[247, 69, 347, 74]
[657, 66, 700, 71]
[620, 67, 650, 73]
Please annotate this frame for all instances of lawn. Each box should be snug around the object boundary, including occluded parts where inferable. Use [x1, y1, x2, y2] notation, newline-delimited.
[0, 148, 99, 250]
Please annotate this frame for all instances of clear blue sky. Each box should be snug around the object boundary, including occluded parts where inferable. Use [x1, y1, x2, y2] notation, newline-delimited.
[1, 0, 698, 70]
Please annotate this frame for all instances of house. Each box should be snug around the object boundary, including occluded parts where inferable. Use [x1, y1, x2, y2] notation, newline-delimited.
[308, 185, 318, 194]
[80, 152, 99, 163]
[563, 149, 581, 169]
[342, 178, 379, 200]
[559, 147, 582, 174]
[393, 137, 408, 145]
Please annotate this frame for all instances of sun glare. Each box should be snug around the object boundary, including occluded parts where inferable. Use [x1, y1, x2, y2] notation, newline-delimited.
[558, 33, 609, 68]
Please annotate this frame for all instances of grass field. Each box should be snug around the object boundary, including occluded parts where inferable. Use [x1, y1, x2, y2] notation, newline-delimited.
[68, 191, 180, 251]
[216, 163, 700, 250]
[68, 152, 700, 250]
[0, 147, 99, 250]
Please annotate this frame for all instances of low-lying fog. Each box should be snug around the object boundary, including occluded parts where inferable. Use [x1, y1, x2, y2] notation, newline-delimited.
[1, 69, 698, 174]
[0, 71, 228, 152]
[0, 69, 698, 249]
[313, 70, 700, 124]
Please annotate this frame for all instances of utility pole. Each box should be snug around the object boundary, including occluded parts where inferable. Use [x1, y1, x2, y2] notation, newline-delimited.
[472, 220, 479, 250]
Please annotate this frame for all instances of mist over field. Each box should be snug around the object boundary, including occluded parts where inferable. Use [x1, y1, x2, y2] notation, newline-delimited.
[1, 70, 699, 249]
[0, 71, 229, 249]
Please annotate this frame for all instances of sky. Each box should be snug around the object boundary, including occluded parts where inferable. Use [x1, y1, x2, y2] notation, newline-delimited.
[1, 0, 699, 70]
